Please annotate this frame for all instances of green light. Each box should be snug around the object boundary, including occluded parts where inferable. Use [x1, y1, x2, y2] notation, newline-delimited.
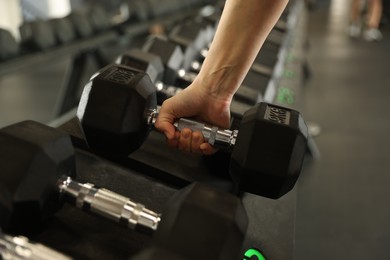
[284, 70, 296, 78]
[287, 53, 296, 62]
[277, 87, 295, 105]
[243, 248, 266, 260]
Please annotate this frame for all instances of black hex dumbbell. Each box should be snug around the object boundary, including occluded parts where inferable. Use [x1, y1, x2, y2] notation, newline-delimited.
[168, 19, 216, 70]
[0, 29, 19, 60]
[131, 183, 248, 260]
[0, 121, 247, 260]
[49, 17, 76, 45]
[66, 5, 110, 39]
[127, 0, 197, 22]
[77, 64, 308, 199]
[115, 48, 181, 104]
[0, 120, 160, 233]
[19, 20, 57, 51]
[142, 36, 204, 86]
[143, 13, 220, 85]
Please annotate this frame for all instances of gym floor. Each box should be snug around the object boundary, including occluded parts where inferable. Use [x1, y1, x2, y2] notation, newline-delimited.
[0, 1, 389, 259]
[295, 1, 390, 259]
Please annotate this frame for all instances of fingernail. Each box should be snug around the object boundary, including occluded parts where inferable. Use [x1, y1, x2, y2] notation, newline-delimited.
[182, 129, 190, 138]
[192, 133, 200, 143]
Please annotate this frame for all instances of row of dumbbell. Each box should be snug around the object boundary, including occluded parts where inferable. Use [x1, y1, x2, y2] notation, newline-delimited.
[115, 6, 289, 130]
[56, 1, 298, 199]
[0, 28, 306, 260]
[56, 2, 305, 199]
[1, 3, 302, 259]
[1, 11, 305, 229]
[126, 0, 219, 22]
[0, 5, 111, 60]
[0, 0, 215, 61]
[0, 120, 248, 259]
[0, 66, 307, 260]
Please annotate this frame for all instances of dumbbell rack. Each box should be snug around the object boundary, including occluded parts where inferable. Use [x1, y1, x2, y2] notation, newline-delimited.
[0, 0, 316, 259]
[44, 2, 311, 259]
[23, 147, 176, 259]
[263, 0, 320, 159]
[0, 3, 208, 118]
[44, 119, 296, 259]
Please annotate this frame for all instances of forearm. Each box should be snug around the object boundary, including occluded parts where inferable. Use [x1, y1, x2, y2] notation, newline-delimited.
[195, 0, 288, 103]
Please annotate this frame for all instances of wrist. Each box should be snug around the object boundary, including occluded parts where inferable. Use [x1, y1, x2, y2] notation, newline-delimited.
[194, 65, 238, 104]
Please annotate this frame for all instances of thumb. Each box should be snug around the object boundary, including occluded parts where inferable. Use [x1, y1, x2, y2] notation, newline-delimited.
[155, 109, 176, 141]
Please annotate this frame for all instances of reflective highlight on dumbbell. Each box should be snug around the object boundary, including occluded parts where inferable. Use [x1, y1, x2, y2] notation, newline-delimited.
[58, 176, 160, 232]
[0, 230, 71, 260]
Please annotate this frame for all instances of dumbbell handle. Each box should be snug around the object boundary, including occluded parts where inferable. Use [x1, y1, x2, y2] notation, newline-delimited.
[57, 177, 160, 234]
[0, 233, 71, 260]
[148, 109, 238, 151]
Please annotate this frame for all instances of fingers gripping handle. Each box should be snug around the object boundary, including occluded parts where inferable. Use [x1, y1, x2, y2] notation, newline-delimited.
[149, 109, 237, 151]
[174, 118, 237, 151]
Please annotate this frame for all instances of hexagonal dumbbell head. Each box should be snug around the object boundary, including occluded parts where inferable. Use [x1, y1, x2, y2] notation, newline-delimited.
[169, 23, 207, 69]
[0, 121, 75, 231]
[230, 103, 308, 199]
[19, 20, 56, 51]
[142, 37, 184, 85]
[116, 48, 164, 84]
[77, 64, 157, 155]
[152, 183, 248, 260]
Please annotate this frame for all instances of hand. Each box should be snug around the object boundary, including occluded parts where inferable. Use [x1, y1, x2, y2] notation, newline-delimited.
[155, 81, 231, 155]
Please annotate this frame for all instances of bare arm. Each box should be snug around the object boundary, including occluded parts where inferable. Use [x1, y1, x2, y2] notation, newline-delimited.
[155, 0, 289, 154]
[199, 0, 289, 102]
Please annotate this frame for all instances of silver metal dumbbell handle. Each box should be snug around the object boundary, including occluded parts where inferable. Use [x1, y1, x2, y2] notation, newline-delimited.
[0, 233, 71, 260]
[147, 109, 238, 151]
[57, 177, 160, 233]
